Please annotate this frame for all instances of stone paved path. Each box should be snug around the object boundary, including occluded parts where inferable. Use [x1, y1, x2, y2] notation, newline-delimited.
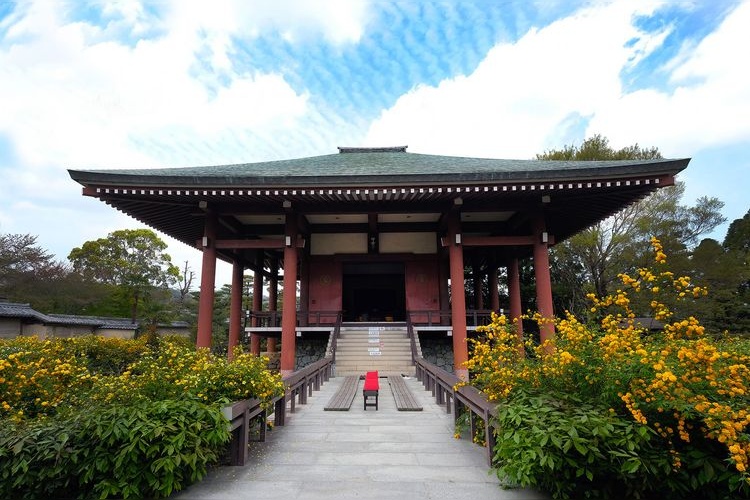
[172, 376, 549, 500]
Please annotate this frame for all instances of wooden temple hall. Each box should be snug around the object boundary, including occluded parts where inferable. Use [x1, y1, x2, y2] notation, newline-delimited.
[69, 147, 689, 379]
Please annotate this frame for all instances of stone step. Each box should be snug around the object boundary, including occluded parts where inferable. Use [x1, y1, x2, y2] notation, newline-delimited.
[336, 340, 411, 349]
[335, 356, 413, 363]
[334, 325, 414, 377]
[338, 332, 408, 338]
[335, 366, 416, 376]
[335, 349, 412, 356]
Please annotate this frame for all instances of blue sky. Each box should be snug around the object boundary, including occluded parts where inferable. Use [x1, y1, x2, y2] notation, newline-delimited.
[0, 0, 748, 287]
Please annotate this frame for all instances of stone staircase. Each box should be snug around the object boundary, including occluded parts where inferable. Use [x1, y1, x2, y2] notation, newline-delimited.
[334, 324, 417, 377]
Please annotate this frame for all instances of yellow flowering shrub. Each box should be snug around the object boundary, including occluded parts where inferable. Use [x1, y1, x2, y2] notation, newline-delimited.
[89, 342, 284, 408]
[0, 336, 284, 421]
[1, 335, 284, 499]
[0, 336, 142, 420]
[466, 237, 750, 497]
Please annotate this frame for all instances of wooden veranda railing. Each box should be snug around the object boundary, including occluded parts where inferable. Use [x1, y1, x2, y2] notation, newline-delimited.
[225, 354, 336, 466]
[406, 314, 498, 466]
[406, 309, 496, 327]
[226, 312, 343, 465]
[414, 357, 498, 466]
[246, 310, 343, 328]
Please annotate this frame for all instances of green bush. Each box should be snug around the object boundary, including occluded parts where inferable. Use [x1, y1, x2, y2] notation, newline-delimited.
[493, 390, 672, 499]
[467, 239, 750, 498]
[0, 399, 230, 499]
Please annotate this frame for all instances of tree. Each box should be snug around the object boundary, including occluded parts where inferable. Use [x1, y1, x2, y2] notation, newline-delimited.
[537, 134, 661, 161]
[0, 233, 72, 309]
[68, 229, 180, 323]
[538, 135, 726, 312]
[689, 238, 750, 334]
[719, 209, 750, 333]
[724, 209, 750, 254]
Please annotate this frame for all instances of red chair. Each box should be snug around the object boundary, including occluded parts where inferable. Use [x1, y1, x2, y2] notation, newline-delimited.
[363, 371, 379, 410]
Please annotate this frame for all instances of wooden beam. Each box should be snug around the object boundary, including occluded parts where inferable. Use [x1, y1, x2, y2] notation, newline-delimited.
[464, 235, 535, 246]
[441, 235, 554, 247]
[197, 237, 305, 249]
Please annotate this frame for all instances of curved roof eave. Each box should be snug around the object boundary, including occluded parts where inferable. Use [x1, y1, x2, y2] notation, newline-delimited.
[68, 152, 690, 189]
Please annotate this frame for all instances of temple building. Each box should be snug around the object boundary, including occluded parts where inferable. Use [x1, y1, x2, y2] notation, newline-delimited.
[69, 146, 689, 378]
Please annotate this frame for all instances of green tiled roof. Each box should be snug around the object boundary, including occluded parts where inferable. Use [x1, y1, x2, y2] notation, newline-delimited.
[69, 150, 689, 188]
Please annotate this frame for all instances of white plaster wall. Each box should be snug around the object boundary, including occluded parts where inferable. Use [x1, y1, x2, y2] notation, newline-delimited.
[310, 233, 368, 255]
[379, 232, 437, 254]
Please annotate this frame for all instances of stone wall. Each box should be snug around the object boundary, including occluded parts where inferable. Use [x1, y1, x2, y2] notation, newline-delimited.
[418, 333, 454, 372]
[295, 337, 329, 370]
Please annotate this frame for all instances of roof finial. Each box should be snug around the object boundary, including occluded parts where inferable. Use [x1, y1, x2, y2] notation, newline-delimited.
[337, 146, 408, 153]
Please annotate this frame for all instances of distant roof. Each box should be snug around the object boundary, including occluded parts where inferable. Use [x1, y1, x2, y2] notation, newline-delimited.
[0, 301, 184, 330]
[68, 149, 690, 189]
[0, 302, 47, 322]
[44, 314, 138, 329]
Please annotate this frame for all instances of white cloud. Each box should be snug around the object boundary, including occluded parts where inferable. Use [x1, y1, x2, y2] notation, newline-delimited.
[589, 0, 750, 156]
[0, 0, 370, 285]
[365, 1, 667, 158]
[0, 0, 371, 171]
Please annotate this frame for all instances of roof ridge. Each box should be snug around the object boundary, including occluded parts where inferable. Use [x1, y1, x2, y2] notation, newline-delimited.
[337, 146, 407, 153]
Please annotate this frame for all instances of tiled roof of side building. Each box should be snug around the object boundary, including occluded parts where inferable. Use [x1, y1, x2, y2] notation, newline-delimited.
[0, 302, 49, 322]
[1, 302, 187, 331]
[68, 149, 690, 188]
[44, 314, 138, 329]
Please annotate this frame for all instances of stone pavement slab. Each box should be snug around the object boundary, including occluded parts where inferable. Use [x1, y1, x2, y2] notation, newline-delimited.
[172, 376, 549, 500]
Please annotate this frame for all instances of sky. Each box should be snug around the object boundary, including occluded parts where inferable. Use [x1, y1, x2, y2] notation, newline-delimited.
[1, 0, 749, 289]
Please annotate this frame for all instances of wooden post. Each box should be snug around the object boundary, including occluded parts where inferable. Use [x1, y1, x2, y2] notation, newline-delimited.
[267, 256, 279, 353]
[280, 217, 298, 376]
[227, 259, 244, 359]
[250, 252, 263, 356]
[533, 215, 555, 344]
[196, 212, 217, 349]
[448, 216, 469, 381]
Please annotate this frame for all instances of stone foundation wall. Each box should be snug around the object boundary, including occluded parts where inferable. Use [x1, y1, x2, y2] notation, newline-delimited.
[295, 337, 328, 370]
[418, 333, 454, 372]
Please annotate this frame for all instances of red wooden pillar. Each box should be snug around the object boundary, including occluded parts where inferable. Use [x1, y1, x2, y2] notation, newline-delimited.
[280, 217, 299, 376]
[196, 212, 217, 349]
[448, 216, 469, 381]
[227, 259, 244, 360]
[533, 215, 555, 344]
[267, 257, 279, 354]
[250, 252, 263, 356]
[508, 257, 524, 340]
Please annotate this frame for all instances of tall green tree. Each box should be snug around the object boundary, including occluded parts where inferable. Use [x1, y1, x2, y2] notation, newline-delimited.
[718, 209, 750, 333]
[68, 229, 180, 323]
[0, 233, 74, 311]
[538, 135, 725, 312]
[690, 238, 750, 334]
[724, 209, 750, 254]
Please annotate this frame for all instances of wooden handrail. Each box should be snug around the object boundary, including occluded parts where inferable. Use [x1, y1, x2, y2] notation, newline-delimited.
[406, 310, 496, 327]
[246, 310, 343, 328]
[414, 356, 497, 465]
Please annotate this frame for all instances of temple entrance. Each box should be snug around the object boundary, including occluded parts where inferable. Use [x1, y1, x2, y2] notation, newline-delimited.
[342, 262, 406, 322]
